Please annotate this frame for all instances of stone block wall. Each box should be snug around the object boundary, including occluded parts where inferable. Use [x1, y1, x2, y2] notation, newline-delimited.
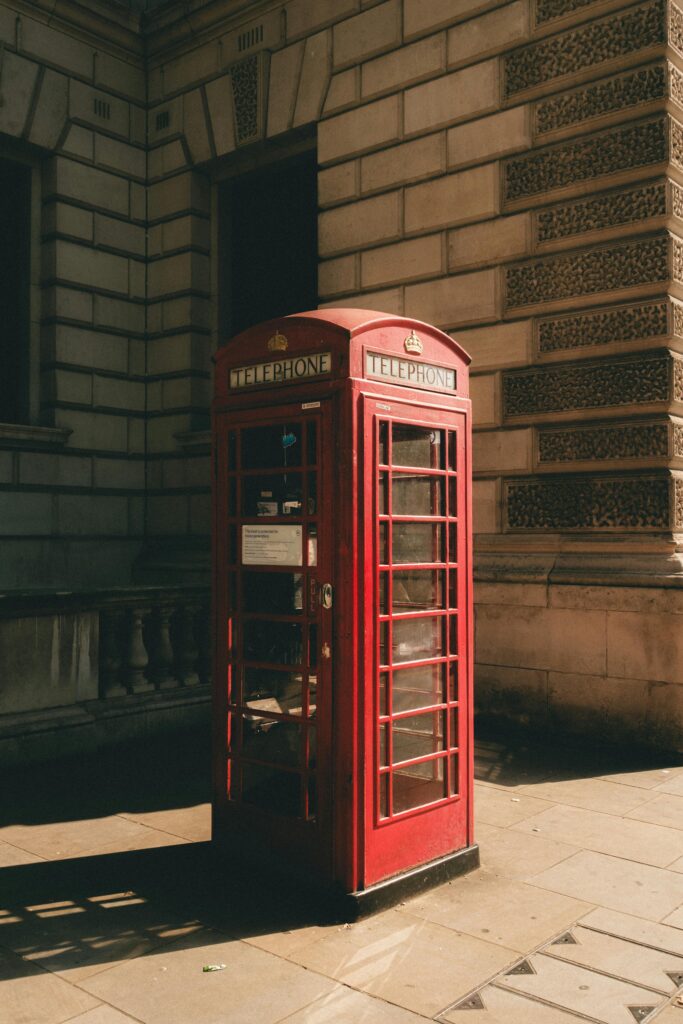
[1, 0, 683, 748]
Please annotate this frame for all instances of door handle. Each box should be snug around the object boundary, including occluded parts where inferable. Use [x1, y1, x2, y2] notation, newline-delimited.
[321, 582, 333, 609]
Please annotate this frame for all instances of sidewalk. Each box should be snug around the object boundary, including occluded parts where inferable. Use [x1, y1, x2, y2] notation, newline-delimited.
[1, 735, 683, 1024]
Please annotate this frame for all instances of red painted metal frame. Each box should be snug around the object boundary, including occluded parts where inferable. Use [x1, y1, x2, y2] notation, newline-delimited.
[212, 310, 472, 897]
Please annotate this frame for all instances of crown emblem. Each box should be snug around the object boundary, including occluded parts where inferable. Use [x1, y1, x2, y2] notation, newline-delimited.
[267, 331, 288, 352]
[404, 330, 423, 354]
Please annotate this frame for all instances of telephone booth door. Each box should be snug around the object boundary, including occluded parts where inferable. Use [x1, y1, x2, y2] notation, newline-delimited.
[362, 397, 472, 886]
[213, 399, 334, 875]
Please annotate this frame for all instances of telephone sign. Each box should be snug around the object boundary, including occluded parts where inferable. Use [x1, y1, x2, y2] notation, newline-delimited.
[212, 309, 477, 918]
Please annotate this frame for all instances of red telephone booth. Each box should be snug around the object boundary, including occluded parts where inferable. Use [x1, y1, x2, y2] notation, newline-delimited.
[211, 309, 478, 917]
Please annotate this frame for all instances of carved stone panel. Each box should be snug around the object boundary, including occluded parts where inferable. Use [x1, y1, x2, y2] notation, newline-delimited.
[535, 64, 667, 137]
[503, 353, 675, 417]
[505, 474, 671, 529]
[506, 0, 665, 98]
[676, 477, 683, 526]
[537, 301, 672, 355]
[536, 182, 667, 244]
[505, 116, 668, 203]
[537, 421, 670, 463]
[505, 236, 669, 310]
[536, 0, 603, 27]
[230, 54, 264, 145]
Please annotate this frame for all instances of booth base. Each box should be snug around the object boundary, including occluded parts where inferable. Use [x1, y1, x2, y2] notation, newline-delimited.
[341, 844, 480, 922]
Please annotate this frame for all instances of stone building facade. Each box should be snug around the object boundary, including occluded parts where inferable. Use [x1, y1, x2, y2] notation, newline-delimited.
[1, 0, 683, 759]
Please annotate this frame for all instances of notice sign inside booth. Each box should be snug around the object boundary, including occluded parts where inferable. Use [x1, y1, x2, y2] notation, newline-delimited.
[365, 351, 456, 392]
[242, 524, 303, 566]
[230, 353, 332, 389]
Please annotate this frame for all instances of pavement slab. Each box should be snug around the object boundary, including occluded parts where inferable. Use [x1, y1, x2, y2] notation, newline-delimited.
[0, 945, 100, 1024]
[579, 907, 683, 957]
[528, 850, 683, 921]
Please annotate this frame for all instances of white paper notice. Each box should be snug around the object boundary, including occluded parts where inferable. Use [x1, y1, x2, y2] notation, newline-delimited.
[242, 524, 303, 566]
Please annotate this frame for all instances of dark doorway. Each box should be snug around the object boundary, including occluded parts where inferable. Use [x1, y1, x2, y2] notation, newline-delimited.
[219, 149, 318, 339]
[0, 158, 31, 424]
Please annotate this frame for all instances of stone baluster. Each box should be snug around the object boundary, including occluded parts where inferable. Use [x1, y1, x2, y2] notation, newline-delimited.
[125, 607, 154, 693]
[195, 600, 212, 686]
[99, 608, 126, 698]
[147, 604, 177, 690]
[173, 604, 199, 686]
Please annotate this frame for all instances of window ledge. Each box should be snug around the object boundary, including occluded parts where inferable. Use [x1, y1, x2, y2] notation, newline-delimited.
[0, 423, 72, 447]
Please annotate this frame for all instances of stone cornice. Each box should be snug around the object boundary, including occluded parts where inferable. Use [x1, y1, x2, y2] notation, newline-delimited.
[9, 0, 144, 57]
[143, 0, 283, 62]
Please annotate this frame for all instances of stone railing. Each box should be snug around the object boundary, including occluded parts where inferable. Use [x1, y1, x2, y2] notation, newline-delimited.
[98, 587, 212, 698]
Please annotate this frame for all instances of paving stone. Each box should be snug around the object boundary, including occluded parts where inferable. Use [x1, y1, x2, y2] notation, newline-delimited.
[117, 805, 210, 843]
[0, 816, 184, 862]
[544, 925, 683, 994]
[515, 778, 652, 816]
[625, 794, 683, 831]
[476, 785, 556, 827]
[441, 984, 590, 1023]
[278, 986, 431, 1023]
[477, 826, 576, 881]
[499, 953, 667, 1024]
[514, 804, 683, 868]
[79, 928, 338, 1024]
[529, 851, 683, 921]
[0, 946, 99, 1024]
[403, 870, 590, 951]
[65, 1008, 142, 1024]
[580, 907, 683, 956]
[286, 908, 516, 1016]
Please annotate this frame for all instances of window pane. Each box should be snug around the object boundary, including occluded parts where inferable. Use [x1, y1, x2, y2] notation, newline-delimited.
[394, 761, 447, 813]
[379, 774, 389, 818]
[379, 621, 389, 666]
[307, 472, 317, 515]
[392, 475, 443, 517]
[243, 667, 305, 715]
[380, 572, 389, 614]
[306, 420, 317, 464]
[379, 522, 388, 564]
[392, 711, 445, 763]
[241, 763, 302, 816]
[392, 523, 442, 563]
[379, 472, 388, 515]
[241, 715, 302, 767]
[379, 671, 389, 716]
[243, 473, 303, 517]
[243, 572, 303, 614]
[379, 724, 388, 767]
[242, 424, 302, 469]
[379, 421, 388, 464]
[243, 621, 303, 665]
[392, 425, 444, 468]
[392, 616, 444, 663]
[393, 663, 444, 712]
[392, 570, 444, 611]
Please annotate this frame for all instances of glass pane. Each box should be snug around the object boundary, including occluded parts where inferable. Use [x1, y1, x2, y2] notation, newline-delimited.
[241, 762, 302, 816]
[392, 711, 445, 763]
[379, 472, 388, 515]
[448, 523, 458, 564]
[309, 624, 318, 668]
[448, 661, 458, 703]
[243, 572, 303, 614]
[379, 671, 389, 716]
[380, 572, 388, 614]
[379, 773, 389, 818]
[307, 724, 317, 768]
[379, 723, 388, 767]
[393, 663, 444, 712]
[449, 707, 459, 749]
[227, 479, 236, 517]
[307, 526, 317, 566]
[243, 667, 305, 715]
[394, 761, 447, 813]
[449, 615, 458, 656]
[243, 621, 303, 665]
[449, 476, 457, 518]
[379, 421, 388, 465]
[392, 616, 444, 663]
[448, 431, 456, 471]
[228, 524, 237, 564]
[392, 475, 443, 517]
[392, 570, 444, 611]
[242, 424, 302, 469]
[392, 425, 444, 468]
[450, 753, 459, 796]
[308, 674, 317, 717]
[379, 621, 389, 666]
[241, 714, 302, 767]
[307, 420, 317, 464]
[448, 570, 458, 609]
[392, 523, 442, 564]
[308, 472, 317, 515]
[227, 430, 237, 471]
[379, 522, 388, 564]
[243, 473, 303, 517]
